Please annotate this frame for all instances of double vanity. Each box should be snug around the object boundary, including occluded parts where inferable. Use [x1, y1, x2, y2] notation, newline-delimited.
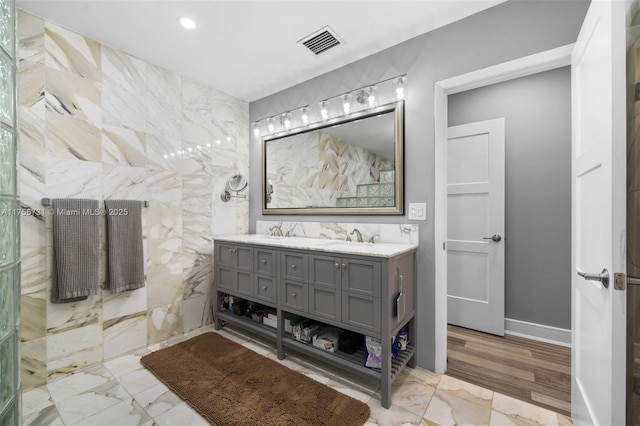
[213, 233, 417, 408]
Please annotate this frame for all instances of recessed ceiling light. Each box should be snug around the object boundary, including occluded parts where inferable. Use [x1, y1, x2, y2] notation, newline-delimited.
[179, 17, 196, 30]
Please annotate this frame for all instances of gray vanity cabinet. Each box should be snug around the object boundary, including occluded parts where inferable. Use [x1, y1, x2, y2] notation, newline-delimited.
[215, 243, 253, 297]
[213, 237, 417, 410]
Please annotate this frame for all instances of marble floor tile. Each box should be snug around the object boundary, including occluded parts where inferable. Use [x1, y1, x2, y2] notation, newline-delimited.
[153, 401, 210, 426]
[74, 398, 154, 426]
[423, 389, 493, 426]
[390, 368, 437, 417]
[32, 324, 572, 426]
[132, 382, 182, 418]
[491, 392, 560, 426]
[54, 379, 132, 425]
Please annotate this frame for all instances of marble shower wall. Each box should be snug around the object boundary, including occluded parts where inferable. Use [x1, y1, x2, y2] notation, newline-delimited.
[17, 10, 249, 389]
[266, 131, 393, 208]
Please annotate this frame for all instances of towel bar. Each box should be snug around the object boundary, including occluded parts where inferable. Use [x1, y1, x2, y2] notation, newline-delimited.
[41, 198, 149, 207]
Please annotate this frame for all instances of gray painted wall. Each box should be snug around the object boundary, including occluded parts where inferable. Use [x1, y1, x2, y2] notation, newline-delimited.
[249, 0, 589, 369]
[448, 67, 571, 330]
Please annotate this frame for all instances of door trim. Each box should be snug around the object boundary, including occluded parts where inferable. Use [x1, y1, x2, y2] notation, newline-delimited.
[433, 43, 574, 373]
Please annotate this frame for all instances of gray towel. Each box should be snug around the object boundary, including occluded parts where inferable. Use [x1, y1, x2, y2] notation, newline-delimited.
[51, 198, 100, 303]
[105, 199, 145, 294]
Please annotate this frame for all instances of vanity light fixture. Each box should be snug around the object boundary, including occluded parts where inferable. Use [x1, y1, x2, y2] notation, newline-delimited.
[179, 17, 196, 30]
[320, 100, 329, 121]
[250, 74, 406, 138]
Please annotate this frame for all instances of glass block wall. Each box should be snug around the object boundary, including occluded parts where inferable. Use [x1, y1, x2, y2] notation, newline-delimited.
[0, 0, 21, 424]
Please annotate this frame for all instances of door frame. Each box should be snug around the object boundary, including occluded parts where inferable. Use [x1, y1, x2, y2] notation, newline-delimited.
[433, 44, 574, 373]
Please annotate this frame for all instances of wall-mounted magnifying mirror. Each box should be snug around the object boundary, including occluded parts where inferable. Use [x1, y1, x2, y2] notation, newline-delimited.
[221, 173, 248, 202]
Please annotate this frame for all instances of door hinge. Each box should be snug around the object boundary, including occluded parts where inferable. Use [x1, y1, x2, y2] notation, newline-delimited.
[614, 272, 640, 290]
[443, 242, 446, 250]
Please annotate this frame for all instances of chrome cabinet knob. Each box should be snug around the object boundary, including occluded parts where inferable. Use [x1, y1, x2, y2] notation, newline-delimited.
[335, 262, 340, 269]
[262, 286, 268, 291]
[291, 264, 296, 270]
[291, 292, 297, 298]
[261, 259, 267, 265]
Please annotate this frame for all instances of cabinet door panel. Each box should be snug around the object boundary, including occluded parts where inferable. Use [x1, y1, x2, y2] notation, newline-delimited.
[237, 246, 253, 271]
[309, 255, 341, 289]
[217, 267, 235, 291]
[343, 259, 381, 298]
[236, 271, 252, 296]
[282, 280, 307, 312]
[255, 275, 276, 304]
[342, 292, 380, 333]
[255, 249, 277, 276]
[309, 285, 341, 322]
[281, 251, 307, 281]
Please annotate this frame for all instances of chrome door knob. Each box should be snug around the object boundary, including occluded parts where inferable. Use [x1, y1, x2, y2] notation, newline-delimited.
[483, 234, 502, 242]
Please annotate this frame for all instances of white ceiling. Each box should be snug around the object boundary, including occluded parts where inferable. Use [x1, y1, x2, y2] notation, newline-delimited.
[16, 0, 507, 103]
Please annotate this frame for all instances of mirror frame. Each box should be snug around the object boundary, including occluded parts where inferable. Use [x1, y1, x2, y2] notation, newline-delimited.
[261, 101, 404, 215]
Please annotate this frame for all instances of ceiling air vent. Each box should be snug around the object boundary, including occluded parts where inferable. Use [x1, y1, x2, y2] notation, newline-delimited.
[299, 26, 344, 56]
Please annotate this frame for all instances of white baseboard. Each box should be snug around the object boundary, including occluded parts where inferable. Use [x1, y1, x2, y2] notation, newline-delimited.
[504, 318, 571, 347]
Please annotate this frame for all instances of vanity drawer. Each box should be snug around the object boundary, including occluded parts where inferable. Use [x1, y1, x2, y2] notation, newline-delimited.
[281, 280, 307, 313]
[254, 275, 276, 304]
[255, 248, 277, 276]
[280, 251, 307, 282]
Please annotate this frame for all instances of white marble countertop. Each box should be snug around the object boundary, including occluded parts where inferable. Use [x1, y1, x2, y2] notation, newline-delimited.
[214, 234, 418, 258]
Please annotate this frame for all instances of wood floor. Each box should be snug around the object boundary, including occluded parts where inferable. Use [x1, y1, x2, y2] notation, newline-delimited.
[446, 325, 571, 417]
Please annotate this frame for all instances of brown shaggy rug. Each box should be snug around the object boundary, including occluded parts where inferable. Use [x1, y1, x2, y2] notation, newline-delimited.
[140, 332, 371, 426]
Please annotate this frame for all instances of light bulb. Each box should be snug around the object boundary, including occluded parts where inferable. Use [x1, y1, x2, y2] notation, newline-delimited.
[268, 118, 275, 133]
[301, 107, 309, 125]
[366, 86, 377, 109]
[283, 113, 291, 129]
[394, 76, 406, 100]
[253, 123, 260, 138]
[320, 101, 329, 121]
[342, 93, 352, 115]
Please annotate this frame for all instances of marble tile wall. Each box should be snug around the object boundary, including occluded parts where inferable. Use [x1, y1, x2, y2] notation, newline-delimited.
[17, 10, 249, 389]
[265, 131, 393, 208]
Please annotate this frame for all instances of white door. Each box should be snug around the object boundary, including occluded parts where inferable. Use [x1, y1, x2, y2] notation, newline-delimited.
[447, 118, 505, 336]
[571, 1, 626, 425]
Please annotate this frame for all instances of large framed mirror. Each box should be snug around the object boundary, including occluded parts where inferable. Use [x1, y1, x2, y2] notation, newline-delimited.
[262, 101, 404, 215]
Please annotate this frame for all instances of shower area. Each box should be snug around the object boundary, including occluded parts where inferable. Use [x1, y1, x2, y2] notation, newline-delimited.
[0, 0, 22, 424]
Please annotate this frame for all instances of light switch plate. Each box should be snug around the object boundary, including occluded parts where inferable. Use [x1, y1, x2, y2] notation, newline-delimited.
[408, 203, 427, 221]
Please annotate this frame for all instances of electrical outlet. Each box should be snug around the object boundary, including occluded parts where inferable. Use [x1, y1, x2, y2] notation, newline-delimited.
[408, 203, 427, 221]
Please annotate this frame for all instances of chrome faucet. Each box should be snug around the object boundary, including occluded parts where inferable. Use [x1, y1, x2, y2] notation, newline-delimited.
[349, 228, 363, 243]
[269, 225, 284, 237]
